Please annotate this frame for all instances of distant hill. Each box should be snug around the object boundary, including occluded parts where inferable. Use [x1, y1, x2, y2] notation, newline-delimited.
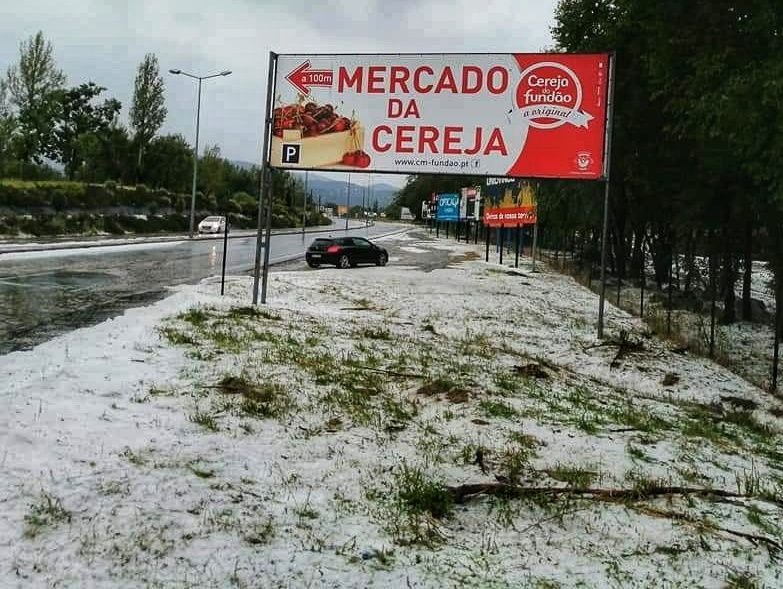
[229, 161, 401, 208]
[230, 160, 258, 171]
[293, 173, 399, 208]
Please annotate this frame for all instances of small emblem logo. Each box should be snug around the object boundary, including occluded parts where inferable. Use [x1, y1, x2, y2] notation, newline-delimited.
[575, 151, 593, 170]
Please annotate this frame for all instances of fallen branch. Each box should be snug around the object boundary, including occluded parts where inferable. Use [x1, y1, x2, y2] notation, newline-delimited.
[633, 505, 783, 553]
[445, 482, 783, 508]
[351, 365, 424, 379]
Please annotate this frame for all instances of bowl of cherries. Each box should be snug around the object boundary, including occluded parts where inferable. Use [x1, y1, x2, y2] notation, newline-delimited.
[273, 101, 352, 139]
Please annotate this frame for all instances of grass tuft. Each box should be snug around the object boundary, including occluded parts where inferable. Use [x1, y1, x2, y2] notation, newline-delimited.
[189, 409, 219, 431]
[548, 464, 598, 489]
[23, 491, 71, 538]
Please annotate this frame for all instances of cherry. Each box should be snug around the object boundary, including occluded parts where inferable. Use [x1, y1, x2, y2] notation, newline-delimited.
[342, 152, 357, 166]
[356, 151, 371, 168]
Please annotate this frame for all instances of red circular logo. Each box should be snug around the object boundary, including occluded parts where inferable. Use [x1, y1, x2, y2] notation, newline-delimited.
[516, 63, 582, 129]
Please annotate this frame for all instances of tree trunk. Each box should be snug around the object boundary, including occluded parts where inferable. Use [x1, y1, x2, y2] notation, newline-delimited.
[720, 208, 737, 325]
[742, 220, 753, 321]
[629, 225, 644, 283]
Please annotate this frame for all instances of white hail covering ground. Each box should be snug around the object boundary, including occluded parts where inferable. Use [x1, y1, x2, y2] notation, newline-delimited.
[1, 231, 781, 588]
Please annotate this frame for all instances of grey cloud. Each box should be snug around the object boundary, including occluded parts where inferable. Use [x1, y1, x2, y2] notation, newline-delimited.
[0, 0, 557, 184]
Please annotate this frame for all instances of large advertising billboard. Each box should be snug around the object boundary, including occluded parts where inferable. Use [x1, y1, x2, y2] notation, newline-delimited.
[483, 178, 537, 227]
[269, 53, 610, 179]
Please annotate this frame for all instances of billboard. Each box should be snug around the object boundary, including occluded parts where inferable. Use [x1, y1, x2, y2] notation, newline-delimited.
[436, 194, 460, 221]
[269, 53, 610, 179]
[483, 178, 537, 227]
[460, 186, 481, 219]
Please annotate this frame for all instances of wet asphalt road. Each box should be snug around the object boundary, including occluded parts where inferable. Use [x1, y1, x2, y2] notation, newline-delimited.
[0, 221, 404, 354]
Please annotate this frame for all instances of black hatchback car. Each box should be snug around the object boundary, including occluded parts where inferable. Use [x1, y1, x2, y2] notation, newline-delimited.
[306, 236, 389, 269]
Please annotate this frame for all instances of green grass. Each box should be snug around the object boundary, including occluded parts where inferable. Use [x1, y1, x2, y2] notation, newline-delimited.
[178, 307, 210, 327]
[23, 491, 71, 538]
[498, 445, 532, 483]
[159, 326, 198, 346]
[242, 519, 276, 545]
[189, 409, 219, 431]
[548, 464, 599, 489]
[608, 402, 671, 434]
[480, 400, 519, 420]
[120, 447, 147, 466]
[394, 464, 452, 519]
[188, 464, 216, 479]
[724, 571, 761, 589]
[357, 326, 392, 340]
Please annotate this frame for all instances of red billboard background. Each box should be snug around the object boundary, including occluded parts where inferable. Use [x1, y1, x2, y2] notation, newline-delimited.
[507, 54, 609, 179]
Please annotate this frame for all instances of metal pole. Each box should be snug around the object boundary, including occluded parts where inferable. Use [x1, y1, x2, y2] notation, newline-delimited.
[260, 170, 274, 304]
[189, 78, 203, 238]
[597, 53, 616, 339]
[499, 225, 504, 265]
[515, 225, 520, 268]
[367, 174, 371, 234]
[773, 281, 781, 392]
[252, 52, 277, 305]
[667, 259, 673, 334]
[640, 240, 645, 317]
[345, 173, 351, 231]
[485, 223, 490, 261]
[302, 170, 308, 238]
[532, 221, 539, 272]
[709, 249, 716, 358]
[220, 214, 229, 295]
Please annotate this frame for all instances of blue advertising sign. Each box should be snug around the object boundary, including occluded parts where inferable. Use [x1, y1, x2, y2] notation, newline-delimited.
[436, 193, 460, 221]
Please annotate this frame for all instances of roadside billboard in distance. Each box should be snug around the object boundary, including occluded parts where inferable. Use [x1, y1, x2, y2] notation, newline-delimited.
[483, 178, 537, 227]
[436, 193, 460, 221]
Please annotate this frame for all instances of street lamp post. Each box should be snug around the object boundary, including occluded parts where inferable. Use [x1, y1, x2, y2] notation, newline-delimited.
[169, 68, 232, 238]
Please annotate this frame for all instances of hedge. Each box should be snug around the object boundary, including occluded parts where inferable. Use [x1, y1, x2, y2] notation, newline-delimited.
[0, 180, 190, 211]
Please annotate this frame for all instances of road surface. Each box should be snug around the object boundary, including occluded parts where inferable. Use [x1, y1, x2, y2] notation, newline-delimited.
[0, 221, 407, 354]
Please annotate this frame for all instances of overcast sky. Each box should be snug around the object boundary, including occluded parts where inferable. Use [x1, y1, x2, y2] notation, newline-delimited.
[0, 0, 559, 187]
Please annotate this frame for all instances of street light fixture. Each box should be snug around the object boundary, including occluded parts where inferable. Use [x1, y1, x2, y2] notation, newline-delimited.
[169, 68, 232, 237]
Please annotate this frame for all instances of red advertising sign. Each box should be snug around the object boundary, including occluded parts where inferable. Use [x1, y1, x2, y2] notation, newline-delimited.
[268, 53, 611, 180]
[483, 178, 537, 227]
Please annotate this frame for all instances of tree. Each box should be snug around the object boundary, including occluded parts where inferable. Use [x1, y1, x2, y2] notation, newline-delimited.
[130, 53, 166, 179]
[5, 31, 65, 163]
[144, 134, 193, 194]
[50, 82, 121, 179]
[198, 144, 229, 207]
[0, 80, 18, 173]
[79, 123, 133, 183]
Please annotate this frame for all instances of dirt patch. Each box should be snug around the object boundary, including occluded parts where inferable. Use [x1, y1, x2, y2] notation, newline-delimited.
[417, 379, 471, 403]
[514, 363, 550, 379]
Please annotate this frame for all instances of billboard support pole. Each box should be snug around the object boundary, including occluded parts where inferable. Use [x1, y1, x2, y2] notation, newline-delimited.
[772, 281, 780, 392]
[499, 225, 504, 265]
[532, 221, 539, 272]
[302, 171, 308, 239]
[515, 225, 520, 268]
[597, 53, 616, 339]
[485, 223, 490, 262]
[252, 51, 277, 305]
[345, 173, 351, 231]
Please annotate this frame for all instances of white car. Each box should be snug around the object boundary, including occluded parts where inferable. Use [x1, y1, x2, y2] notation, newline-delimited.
[198, 216, 226, 234]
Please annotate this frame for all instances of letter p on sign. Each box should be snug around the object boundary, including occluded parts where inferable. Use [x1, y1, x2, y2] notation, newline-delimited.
[282, 144, 301, 164]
